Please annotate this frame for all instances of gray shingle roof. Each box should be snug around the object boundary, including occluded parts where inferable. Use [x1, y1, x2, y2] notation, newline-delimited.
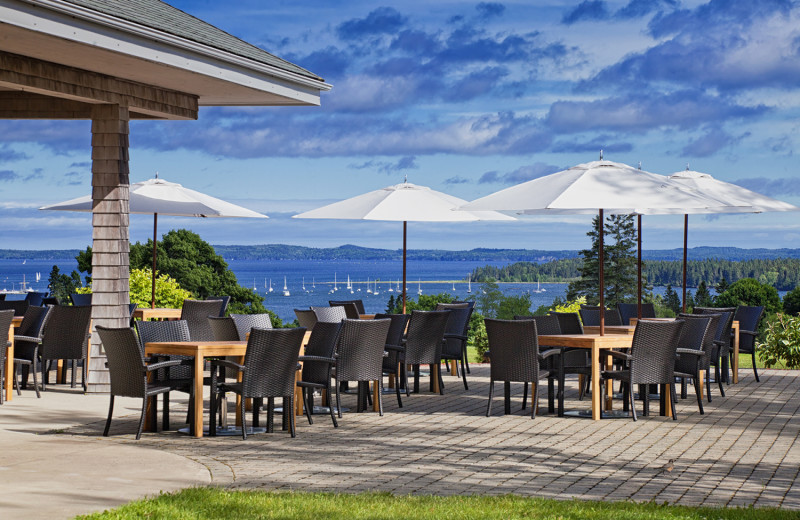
[61, 0, 324, 82]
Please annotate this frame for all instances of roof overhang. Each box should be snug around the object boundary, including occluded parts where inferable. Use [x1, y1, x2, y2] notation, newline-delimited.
[0, 0, 331, 116]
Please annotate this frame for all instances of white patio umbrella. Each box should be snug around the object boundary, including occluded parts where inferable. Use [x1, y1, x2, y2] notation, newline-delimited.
[40, 177, 268, 307]
[667, 168, 800, 310]
[293, 181, 514, 312]
[461, 158, 736, 334]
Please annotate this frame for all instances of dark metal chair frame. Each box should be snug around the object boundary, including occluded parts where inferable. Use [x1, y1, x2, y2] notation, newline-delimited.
[404, 310, 451, 395]
[436, 303, 473, 390]
[297, 321, 343, 427]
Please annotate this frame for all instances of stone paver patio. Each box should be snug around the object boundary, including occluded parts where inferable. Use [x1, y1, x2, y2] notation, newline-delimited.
[71, 365, 800, 511]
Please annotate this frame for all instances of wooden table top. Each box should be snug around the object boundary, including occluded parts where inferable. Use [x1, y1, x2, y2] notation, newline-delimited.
[133, 307, 183, 320]
[145, 340, 247, 357]
[583, 325, 636, 335]
[538, 333, 634, 349]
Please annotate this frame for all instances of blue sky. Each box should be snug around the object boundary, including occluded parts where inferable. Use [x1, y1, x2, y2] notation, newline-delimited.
[2, 0, 800, 251]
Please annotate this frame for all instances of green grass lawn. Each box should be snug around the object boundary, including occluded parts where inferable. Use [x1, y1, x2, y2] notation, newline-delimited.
[75, 489, 800, 520]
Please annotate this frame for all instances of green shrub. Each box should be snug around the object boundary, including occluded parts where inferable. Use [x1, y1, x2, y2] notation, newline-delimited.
[715, 278, 781, 314]
[551, 296, 586, 314]
[129, 268, 191, 308]
[757, 313, 800, 369]
[782, 287, 800, 316]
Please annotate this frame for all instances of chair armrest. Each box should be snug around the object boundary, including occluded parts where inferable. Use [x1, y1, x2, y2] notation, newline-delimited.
[209, 358, 245, 372]
[298, 355, 336, 364]
[443, 333, 467, 341]
[13, 335, 41, 343]
[602, 350, 632, 362]
[146, 359, 184, 372]
[385, 344, 405, 352]
[539, 349, 561, 360]
[676, 348, 705, 358]
[739, 330, 757, 338]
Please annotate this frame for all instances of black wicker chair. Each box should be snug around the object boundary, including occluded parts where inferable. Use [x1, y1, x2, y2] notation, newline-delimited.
[334, 318, 392, 417]
[329, 299, 366, 315]
[329, 301, 362, 319]
[617, 303, 656, 325]
[24, 291, 48, 307]
[297, 321, 343, 427]
[208, 295, 231, 317]
[436, 303, 473, 390]
[693, 307, 735, 393]
[180, 299, 225, 341]
[673, 313, 717, 414]
[579, 307, 623, 327]
[0, 300, 29, 317]
[0, 310, 14, 404]
[452, 301, 476, 374]
[514, 315, 564, 414]
[294, 309, 318, 329]
[70, 293, 92, 306]
[548, 311, 591, 400]
[210, 327, 306, 438]
[230, 313, 273, 340]
[599, 319, 685, 421]
[37, 305, 92, 392]
[484, 318, 558, 418]
[404, 310, 451, 395]
[96, 326, 183, 439]
[12, 305, 50, 396]
[375, 312, 410, 407]
[312, 305, 348, 324]
[208, 316, 240, 341]
[733, 305, 765, 382]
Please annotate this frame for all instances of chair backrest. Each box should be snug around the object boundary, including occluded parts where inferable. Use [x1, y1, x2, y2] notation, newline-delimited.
[0, 310, 14, 346]
[437, 303, 473, 359]
[329, 302, 361, 319]
[208, 316, 240, 341]
[135, 319, 191, 352]
[230, 313, 273, 341]
[548, 312, 584, 334]
[617, 303, 656, 324]
[578, 308, 623, 327]
[0, 293, 5, 301]
[16, 305, 50, 337]
[452, 301, 476, 309]
[301, 321, 343, 385]
[335, 318, 391, 382]
[208, 295, 231, 317]
[0, 300, 29, 317]
[373, 313, 410, 348]
[241, 327, 306, 398]
[180, 299, 225, 341]
[70, 293, 92, 306]
[311, 305, 347, 324]
[40, 305, 92, 361]
[294, 309, 318, 329]
[733, 305, 765, 332]
[484, 318, 540, 383]
[24, 291, 48, 307]
[677, 313, 719, 357]
[96, 326, 146, 398]
[525, 314, 561, 336]
[628, 319, 685, 385]
[41, 297, 60, 306]
[694, 307, 734, 343]
[404, 310, 451, 365]
[329, 299, 366, 315]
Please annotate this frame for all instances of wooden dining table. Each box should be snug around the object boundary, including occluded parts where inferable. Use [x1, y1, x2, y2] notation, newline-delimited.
[133, 307, 182, 321]
[3, 316, 23, 401]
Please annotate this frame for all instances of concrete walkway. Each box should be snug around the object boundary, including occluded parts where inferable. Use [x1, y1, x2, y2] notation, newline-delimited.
[1, 366, 799, 518]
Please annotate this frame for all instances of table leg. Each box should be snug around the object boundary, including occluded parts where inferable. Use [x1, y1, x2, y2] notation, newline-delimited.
[698, 369, 705, 401]
[664, 383, 673, 417]
[5, 325, 14, 401]
[192, 355, 204, 438]
[144, 369, 155, 432]
[732, 322, 740, 384]
[605, 352, 614, 411]
[591, 345, 601, 420]
[450, 361, 457, 376]
[372, 379, 380, 412]
[432, 364, 440, 394]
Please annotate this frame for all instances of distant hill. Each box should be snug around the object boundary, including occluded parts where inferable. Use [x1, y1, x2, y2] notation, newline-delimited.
[4, 245, 800, 262]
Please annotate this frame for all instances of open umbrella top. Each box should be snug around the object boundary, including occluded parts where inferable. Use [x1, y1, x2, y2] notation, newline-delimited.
[461, 160, 736, 215]
[40, 178, 268, 219]
[293, 182, 514, 222]
[668, 169, 799, 213]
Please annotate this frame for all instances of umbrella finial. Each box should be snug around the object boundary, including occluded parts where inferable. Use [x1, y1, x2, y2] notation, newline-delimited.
[599, 150, 603, 160]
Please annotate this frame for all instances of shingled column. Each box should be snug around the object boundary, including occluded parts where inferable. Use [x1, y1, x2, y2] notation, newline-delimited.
[88, 103, 131, 393]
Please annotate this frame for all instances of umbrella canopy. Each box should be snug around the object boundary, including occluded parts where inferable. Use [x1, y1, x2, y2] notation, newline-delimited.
[461, 159, 734, 333]
[293, 182, 514, 312]
[667, 169, 800, 310]
[41, 177, 268, 307]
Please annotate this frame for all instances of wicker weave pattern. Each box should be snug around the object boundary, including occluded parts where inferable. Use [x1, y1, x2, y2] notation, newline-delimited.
[614, 319, 685, 385]
[733, 305, 764, 355]
[311, 306, 347, 323]
[0, 300, 29, 317]
[230, 313, 272, 340]
[329, 302, 361, 319]
[617, 303, 656, 324]
[674, 314, 717, 374]
[329, 300, 366, 314]
[180, 299, 224, 341]
[294, 309, 318, 329]
[239, 327, 305, 397]
[16, 306, 49, 337]
[438, 305, 472, 359]
[208, 316, 240, 341]
[336, 319, 391, 382]
[516, 315, 560, 335]
[301, 322, 342, 385]
[579, 308, 623, 327]
[485, 318, 542, 383]
[548, 312, 584, 334]
[40, 305, 92, 362]
[404, 310, 450, 365]
[375, 313, 410, 372]
[98, 326, 149, 398]
[135, 320, 192, 380]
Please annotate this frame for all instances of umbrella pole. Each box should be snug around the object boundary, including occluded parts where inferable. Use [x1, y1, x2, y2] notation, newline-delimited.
[599, 209, 604, 336]
[151, 213, 158, 309]
[637, 214, 642, 321]
[682, 214, 688, 313]
[402, 221, 407, 314]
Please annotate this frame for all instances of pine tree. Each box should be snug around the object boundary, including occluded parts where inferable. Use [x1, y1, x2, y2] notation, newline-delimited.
[664, 284, 682, 314]
[694, 281, 714, 307]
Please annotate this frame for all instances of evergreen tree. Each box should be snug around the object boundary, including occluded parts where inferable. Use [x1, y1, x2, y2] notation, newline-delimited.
[476, 279, 503, 318]
[664, 284, 682, 314]
[47, 265, 83, 303]
[694, 281, 714, 307]
[716, 277, 729, 295]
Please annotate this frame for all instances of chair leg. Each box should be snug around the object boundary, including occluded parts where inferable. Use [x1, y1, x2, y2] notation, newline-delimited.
[486, 381, 494, 417]
[460, 360, 469, 391]
[547, 378, 555, 414]
[336, 379, 343, 419]
[670, 384, 678, 420]
[282, 397, 289, 431]
[70, 359, 76, 388]
[716, 363, 725, 397]
[289, 395, 296, 437]
[503, 381, 511, 415]
[706, 370, 713, 403]
[163, 393, 170, 431]
[327, 384, 339, 428]
[521, 382, 528, 410]
[694, 375, 704, 414]
[103, 395, 115, 436]
[241, 394, 248, 440]
[253, 398, 262, 428]
[377, 379, 384, 416]
[436, 364, 444, 395]
[82, 361, 87, 393]
[752, 351, 760, 382]
[267, 397, 275, 433]
[463, 345, 471, 374]
[413, 365, 420, 393]
[680, 377, 687, 399]
[302, 388, 313, 425]
[395, 368, 403, 408]
[629, 384, 637, 422]
[531, 381, 538, 419]
[136, 396, 147, 440]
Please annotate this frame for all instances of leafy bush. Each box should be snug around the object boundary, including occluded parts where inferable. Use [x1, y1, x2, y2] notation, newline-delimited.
[497, 293, 532, 319]
[129, 268, 192, 308]
[551, 296, 586, 314]
[715, 278, 781, 314]
[757, 313, 800, 369]
[782, 287, 800, 316]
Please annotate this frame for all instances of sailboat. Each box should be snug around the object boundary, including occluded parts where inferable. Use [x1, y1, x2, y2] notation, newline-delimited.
[347, 275, 354, 294]
[467, 273, 472, 293]
[373, 279, 379, 296]
[366, 277, 372, 294]
[417, 279, 422, 295]
[302, 276, 307, 292]
[253, 278, 257, 291]
[268, 279, 274, 293]
[283, 277, 290, 296]
[532, 277, 546, 293]
[334, 273, 338, 291]
[312, 277, 316, 290]
[35, 272, 41, 283]
[388, 280, 394, 293]
[452, 282, 456, 291]
[396, 280, 401, 292]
